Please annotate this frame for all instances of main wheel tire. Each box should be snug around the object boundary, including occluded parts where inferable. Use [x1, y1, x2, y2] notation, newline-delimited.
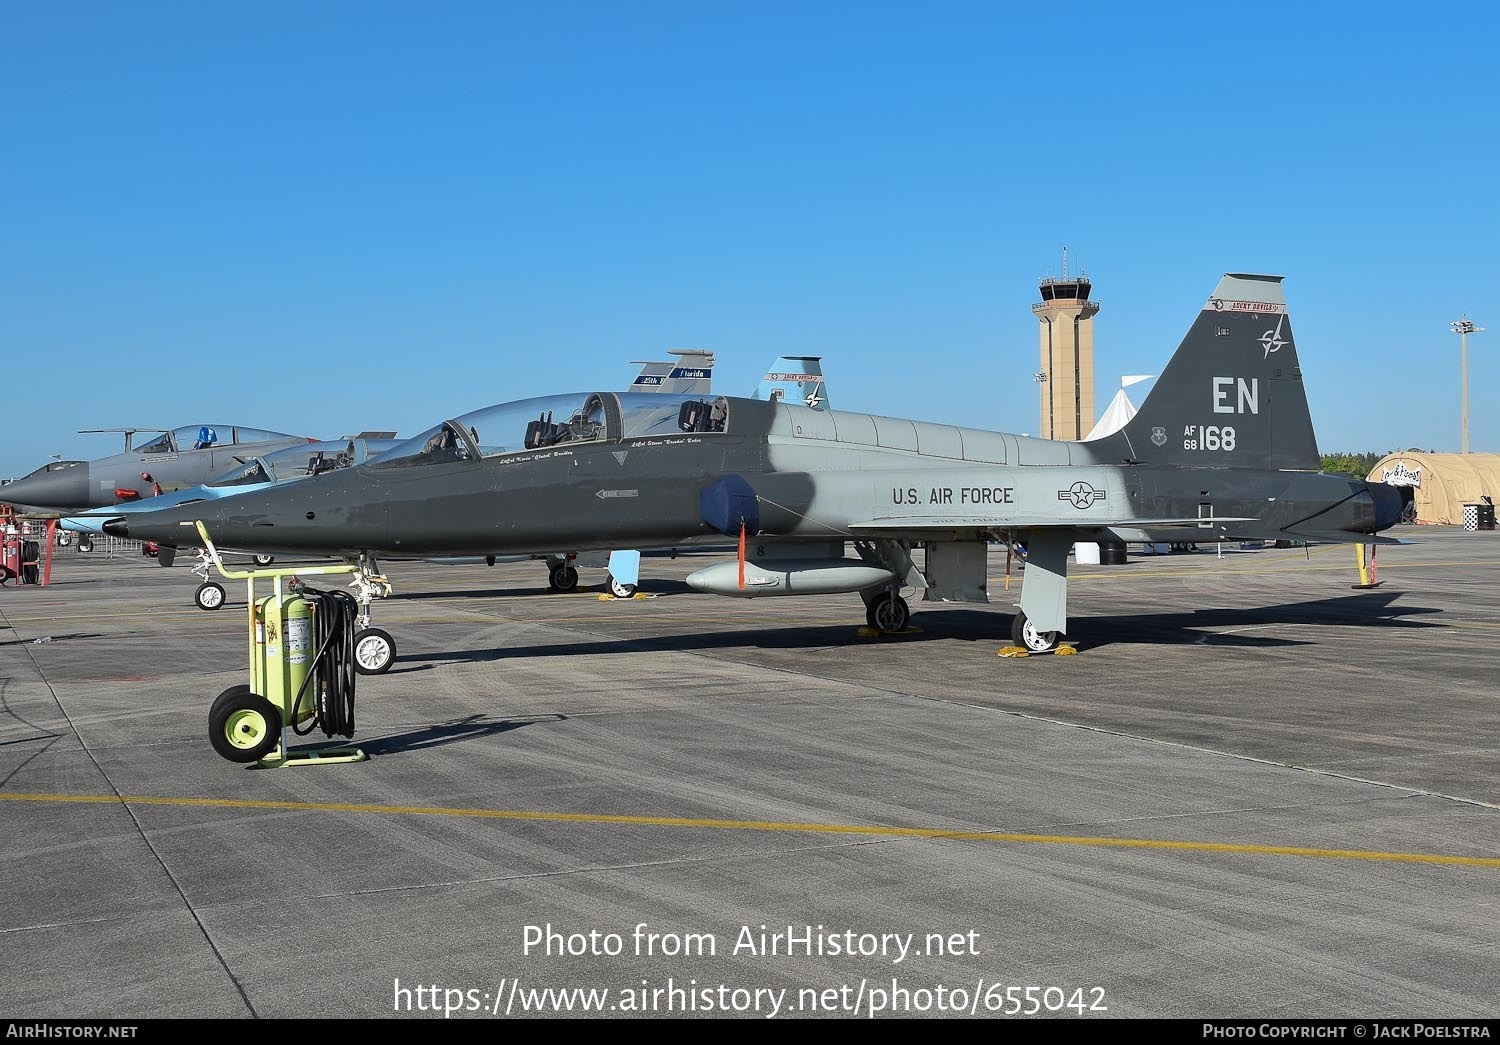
[208, 686, 282, 763]
[1011, 611, 1061, 653]
[353, 627, 396, 675]
[548, 565, 579, 593]
[55, 531, 72, 547]
[865, 592, 910, 634]
[253, 554, 275, 566]
[194, 581, 227, 611]
[607, 573, 638, 599]
[77, 537, 94, 553]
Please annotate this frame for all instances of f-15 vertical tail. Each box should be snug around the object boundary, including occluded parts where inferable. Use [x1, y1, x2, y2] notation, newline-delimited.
[629, 349, 716, 394]
[755, 355, 830, 410]
[1092, 273, 1321, 471]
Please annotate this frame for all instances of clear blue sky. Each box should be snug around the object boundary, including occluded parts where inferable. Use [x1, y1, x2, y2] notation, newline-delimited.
[3, 1, 1495, 477]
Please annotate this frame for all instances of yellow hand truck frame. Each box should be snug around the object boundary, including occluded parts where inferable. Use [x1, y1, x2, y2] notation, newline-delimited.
[191, 521, 369, 768]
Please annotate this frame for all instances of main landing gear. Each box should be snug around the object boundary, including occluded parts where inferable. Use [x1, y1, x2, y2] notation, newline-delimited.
[1010, 611, 1061, 653]
[547, 563, 579, 593]
[864, 590, 911, 634]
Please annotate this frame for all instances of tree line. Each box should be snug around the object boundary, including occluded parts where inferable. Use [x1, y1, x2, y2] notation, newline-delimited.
[1320, 450, 1435, 478]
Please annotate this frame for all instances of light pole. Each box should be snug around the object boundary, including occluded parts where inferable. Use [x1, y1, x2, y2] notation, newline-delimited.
[1451, 316, 1485, 454]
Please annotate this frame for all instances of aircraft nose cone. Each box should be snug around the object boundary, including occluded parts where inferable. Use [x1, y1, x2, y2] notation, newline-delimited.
[1, 466, 91, 512]
[60, 515, 112, 535]
[102, 518, 131, 538]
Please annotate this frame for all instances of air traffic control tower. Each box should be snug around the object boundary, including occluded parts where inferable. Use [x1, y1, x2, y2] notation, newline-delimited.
[1032, 253, 1099, 440]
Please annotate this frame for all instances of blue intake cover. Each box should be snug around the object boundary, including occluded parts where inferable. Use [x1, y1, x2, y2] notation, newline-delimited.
[699, 475, 760, 537]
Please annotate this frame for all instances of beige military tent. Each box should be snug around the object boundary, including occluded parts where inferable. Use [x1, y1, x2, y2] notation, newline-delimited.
[1366, 452, 1500, 524]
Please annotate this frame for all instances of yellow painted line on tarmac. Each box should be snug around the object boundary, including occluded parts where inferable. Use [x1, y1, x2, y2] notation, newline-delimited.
[1, 791, 1496, 869]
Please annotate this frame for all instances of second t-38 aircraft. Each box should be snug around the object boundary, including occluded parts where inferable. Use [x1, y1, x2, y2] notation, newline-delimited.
[105, 273, 1405, 671]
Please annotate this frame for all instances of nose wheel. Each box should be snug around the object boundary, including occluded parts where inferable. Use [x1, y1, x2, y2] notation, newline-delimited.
[1011, 611, 1061, 653]
[353, 627, 396, 675]
[194, 581, 227, 611]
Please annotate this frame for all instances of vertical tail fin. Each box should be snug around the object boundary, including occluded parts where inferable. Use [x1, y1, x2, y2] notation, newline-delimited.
[1092, 273, 1320, 470]
[754, 355, 830, 410]
[628, 349, 715, 394]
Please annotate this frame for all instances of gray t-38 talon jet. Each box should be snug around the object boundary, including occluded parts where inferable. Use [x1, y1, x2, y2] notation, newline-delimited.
[105, 274, 1405, 665]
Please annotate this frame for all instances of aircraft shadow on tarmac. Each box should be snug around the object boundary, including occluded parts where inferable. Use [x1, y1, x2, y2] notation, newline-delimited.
[1077, 589, 1442, 649]
[353, 713, 562, 755]
[404, 590, 1441, 665]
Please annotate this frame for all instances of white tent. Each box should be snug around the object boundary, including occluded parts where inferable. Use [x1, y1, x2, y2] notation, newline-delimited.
[1081, 374, 1152, 441]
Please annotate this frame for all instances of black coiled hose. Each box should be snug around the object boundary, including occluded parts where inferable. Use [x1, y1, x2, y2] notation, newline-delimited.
[290, 588, 359, 738]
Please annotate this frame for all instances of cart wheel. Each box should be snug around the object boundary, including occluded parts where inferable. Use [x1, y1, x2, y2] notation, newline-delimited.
[607, 573, 638, 599]
[209, 686, 282, 763]
[548, 565, 579, 593]
[194, 581, 227, 611]
[253, 554, 274, 566]
[353, 627, 396, 675]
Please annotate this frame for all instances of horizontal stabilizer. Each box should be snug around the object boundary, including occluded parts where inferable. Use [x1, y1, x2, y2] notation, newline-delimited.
[1281, 530, 1407, 546]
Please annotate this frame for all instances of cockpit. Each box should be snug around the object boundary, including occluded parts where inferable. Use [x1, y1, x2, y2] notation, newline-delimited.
[371, 392, 730, 470]
[135, 425, 304, 454]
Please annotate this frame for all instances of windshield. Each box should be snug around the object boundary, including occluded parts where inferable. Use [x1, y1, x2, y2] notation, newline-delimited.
[208, 461, 270, 487]
[261, 439, 357, 480]
[137, 432, 177, 453]
[370, 422, 477, 469]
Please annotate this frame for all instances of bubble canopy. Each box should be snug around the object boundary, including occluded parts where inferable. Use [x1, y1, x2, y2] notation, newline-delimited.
[207, 438, 401, 487]
[134, 425, 303, 454]
[371, 393, 730, 470]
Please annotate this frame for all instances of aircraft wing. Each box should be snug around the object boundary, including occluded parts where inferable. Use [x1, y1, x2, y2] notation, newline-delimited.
[846, 517, 1402, 546]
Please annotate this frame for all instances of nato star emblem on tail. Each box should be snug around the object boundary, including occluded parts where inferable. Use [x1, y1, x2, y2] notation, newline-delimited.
[1259, 313, 1288, 358]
